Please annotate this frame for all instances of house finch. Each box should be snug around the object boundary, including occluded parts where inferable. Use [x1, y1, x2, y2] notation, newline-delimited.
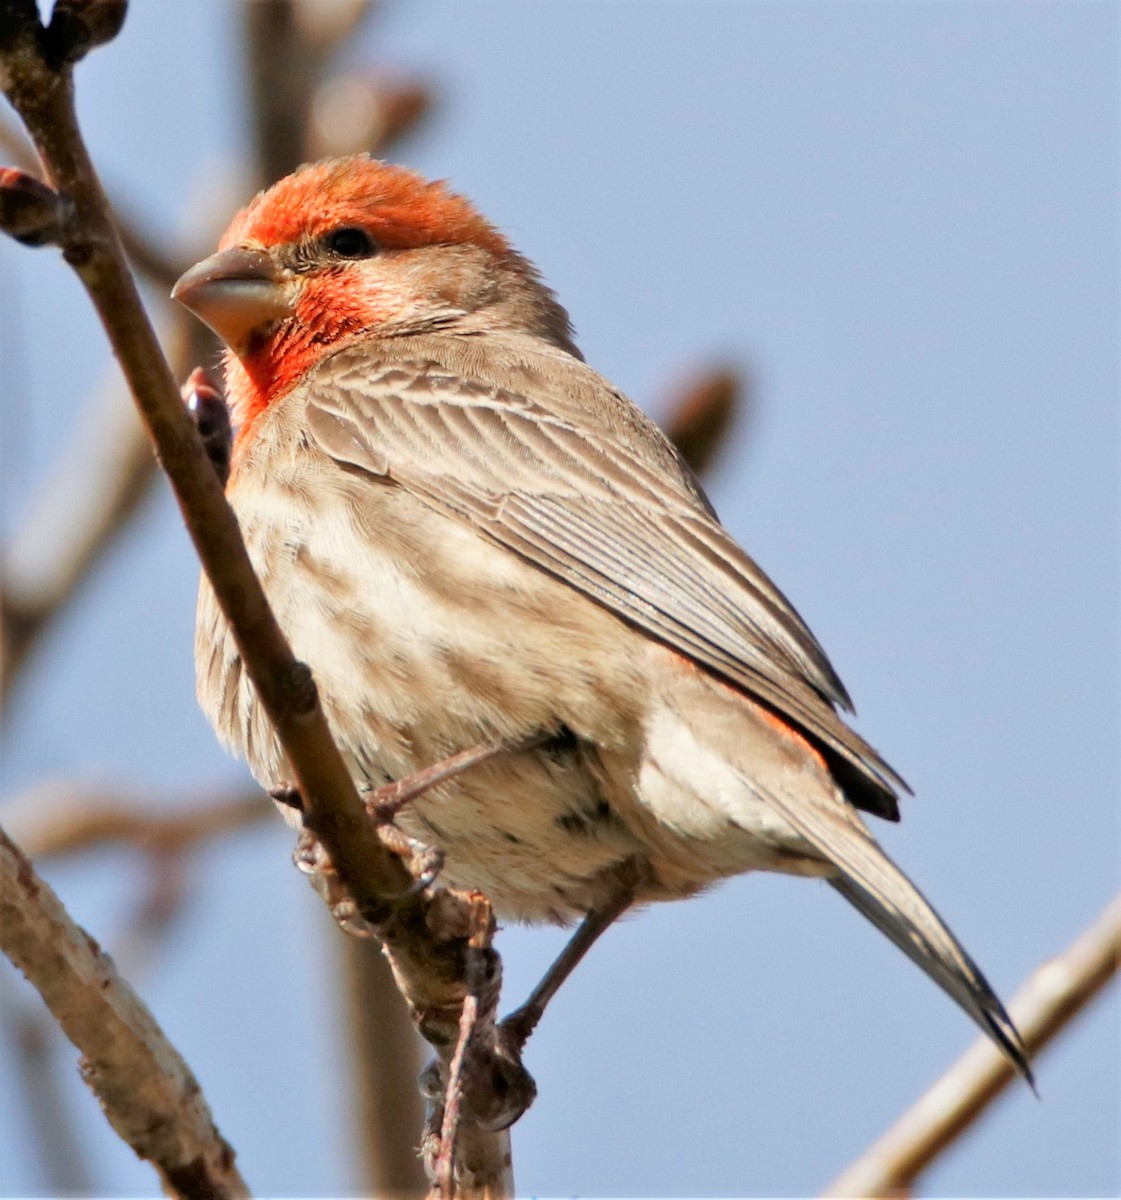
[173, 156, 1029, 1078]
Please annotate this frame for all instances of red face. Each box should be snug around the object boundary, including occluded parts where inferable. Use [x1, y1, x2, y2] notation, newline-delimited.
[173, 156, 513, 437]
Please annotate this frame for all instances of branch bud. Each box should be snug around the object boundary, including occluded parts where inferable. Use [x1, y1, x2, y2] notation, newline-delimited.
[182, 366, 232, 487]
[45, 0, 127, 66]
[293, 0, 373, 52]
[0, 167, 69, 246]
[0, 0, 42, 55]
[664, 366, 742, 475]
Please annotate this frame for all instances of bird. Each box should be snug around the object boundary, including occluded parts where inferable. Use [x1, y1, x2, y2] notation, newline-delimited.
[173, 154, 1030, 1079]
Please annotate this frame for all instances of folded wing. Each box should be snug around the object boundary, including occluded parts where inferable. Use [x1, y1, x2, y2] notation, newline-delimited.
[306, 352, 906, 818]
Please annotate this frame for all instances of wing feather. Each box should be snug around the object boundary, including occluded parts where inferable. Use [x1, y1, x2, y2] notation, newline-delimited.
[305, 352, 907, 814]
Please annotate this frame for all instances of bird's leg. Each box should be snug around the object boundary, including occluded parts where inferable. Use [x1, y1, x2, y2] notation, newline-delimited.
[361, 731, 552, 894]
[268, 730, 549, 824]
[363, 731, 549, 821]
[499, 856, 648, 1050]
[272, 735, 550, 909]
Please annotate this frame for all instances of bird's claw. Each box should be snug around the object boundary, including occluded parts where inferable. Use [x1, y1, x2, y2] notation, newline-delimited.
[292, 827, 324, 875]
[291, 828, 375, 937]
[269, 782, 303, 812]
[374, 817, 445, 896]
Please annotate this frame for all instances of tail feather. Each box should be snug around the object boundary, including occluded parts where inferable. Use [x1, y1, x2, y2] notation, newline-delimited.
[761, 784, 1034, 1084]
[828, 874, 1033, 1084]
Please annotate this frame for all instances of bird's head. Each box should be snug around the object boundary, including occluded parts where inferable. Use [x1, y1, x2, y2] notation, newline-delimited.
[173, 156, 577, 434]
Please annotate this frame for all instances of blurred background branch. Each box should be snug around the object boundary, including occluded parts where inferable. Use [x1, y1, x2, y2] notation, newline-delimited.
[0, 973, 93, 1196]
[4, 780, 265, 861]
[1, 321, 208, 705]
[824, 892, 1121, 1197]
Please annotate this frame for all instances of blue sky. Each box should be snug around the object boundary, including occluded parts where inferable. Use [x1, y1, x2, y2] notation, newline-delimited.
[1, 2, 1117, 1196]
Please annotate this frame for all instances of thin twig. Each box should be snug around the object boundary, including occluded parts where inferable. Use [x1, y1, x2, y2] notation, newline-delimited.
[419, 895, 516, 1200]
[823, 893, 1121, 1198]
[0, 823, 250, 1199]
[433, 997, 477, 1197]
[2, 109, 185, 286]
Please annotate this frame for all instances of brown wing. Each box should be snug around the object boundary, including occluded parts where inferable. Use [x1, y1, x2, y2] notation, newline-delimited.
[305, 350, 907, 817]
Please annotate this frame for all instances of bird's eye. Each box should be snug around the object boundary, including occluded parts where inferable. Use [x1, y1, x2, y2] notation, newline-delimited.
[323, 227, 378, 259]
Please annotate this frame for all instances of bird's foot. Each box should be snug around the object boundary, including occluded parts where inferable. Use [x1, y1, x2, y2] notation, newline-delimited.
[371, 817, 445, 897]
[268, 782, 303, 812]
[291, 828, 376, 937]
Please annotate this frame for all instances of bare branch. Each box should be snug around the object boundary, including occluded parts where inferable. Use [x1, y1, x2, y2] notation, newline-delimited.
[0, 822, 250, 1199]
[246, 2, 427, 178]
[243, 0, 318, 185]
[822, 893, 1121, 1198]
[0, 781, 266, 1195]
[3, 12, 410, 902]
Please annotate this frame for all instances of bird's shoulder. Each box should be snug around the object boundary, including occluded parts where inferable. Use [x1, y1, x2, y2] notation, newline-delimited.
[303, 332, 718, 517]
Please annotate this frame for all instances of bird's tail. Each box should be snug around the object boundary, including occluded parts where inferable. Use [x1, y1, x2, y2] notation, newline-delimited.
[760, 783, 1034, 1085]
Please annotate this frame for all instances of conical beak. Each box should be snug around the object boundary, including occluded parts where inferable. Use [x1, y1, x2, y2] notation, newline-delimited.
[172, 247, 294, 350]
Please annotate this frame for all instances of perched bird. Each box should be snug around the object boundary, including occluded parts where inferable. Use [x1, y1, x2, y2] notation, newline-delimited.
[173, 156, 1030, 1077]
